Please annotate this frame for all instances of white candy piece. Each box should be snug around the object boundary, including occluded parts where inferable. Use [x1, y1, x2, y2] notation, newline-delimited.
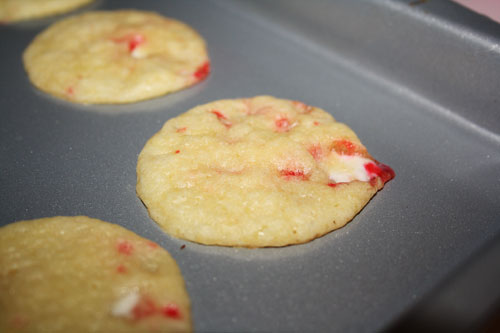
[111, 290, 140, 318]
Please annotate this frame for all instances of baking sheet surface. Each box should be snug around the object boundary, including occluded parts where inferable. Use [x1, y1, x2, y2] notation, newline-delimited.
[1, 0, 500, 331]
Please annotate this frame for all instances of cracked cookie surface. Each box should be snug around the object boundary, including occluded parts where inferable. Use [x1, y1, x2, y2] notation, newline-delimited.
[137, 96, 394, 247]
[23, 10, 210, 104]
[0, 0, 94, 23]
[0, 216, 192, 332]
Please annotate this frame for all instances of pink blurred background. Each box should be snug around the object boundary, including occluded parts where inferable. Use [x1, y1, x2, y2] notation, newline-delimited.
[452, 0, 500, 23]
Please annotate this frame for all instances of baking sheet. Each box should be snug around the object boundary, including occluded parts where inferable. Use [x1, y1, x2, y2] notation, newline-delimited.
[1, 0, 500, 331]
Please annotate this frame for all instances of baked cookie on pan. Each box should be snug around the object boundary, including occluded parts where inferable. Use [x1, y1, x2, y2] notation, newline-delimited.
[0, 0, 94, 23]
[23, 10, 210, 104]
[136, 96, 394, 247]
[0, 216, 192, 332]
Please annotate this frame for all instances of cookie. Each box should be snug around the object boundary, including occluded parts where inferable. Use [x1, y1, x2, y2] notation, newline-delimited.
[23, 10, 210, 104]
[0, 0, 93, 23]
[136, 96, 395, 247]
[0, 216, 192, 332]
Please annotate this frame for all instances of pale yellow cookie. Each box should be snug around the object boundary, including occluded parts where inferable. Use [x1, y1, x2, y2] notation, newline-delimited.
[0, 0, 94, 23]
[136, 96, 395, 247]
[23, 10, 210, 104]
[0, 216, 192, 333]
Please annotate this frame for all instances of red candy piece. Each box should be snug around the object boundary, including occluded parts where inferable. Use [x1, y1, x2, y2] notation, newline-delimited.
[332, 139, 357, 156]
[194, 61, 210, 80]
[66, 86, 74, 95]
[176, 127, 187, 133]
[161, 303, 182, 319]
[327, 182, 347, 188]
[116, 264, 127, 274]
[364, 162, 395, 184]
[117, 240, 134, 255]
[280, 169, 309, 181]
[275, 117, 291, 132]
[211, 110, 232, 128]
[130, 296, 182, 321]
[128, 34, 145, 52]
[147, 241, 159, 249]
[292, 100, 313, 113]
[211, 110, 227, 120]
[175, 150, 180, 154]
[113, 34, 145, 53]
[308, 144, 323, 161]
[132, 297, 156, 320]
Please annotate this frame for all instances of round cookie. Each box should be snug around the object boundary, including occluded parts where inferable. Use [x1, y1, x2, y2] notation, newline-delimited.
[0, 0, 94, 23]
[136, 96, 395, 247]
[0, 216, 192, 332]
[23, 10, 210, 104]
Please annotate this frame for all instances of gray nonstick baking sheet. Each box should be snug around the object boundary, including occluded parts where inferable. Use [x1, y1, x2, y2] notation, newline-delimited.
[1, 0, 500, 331]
